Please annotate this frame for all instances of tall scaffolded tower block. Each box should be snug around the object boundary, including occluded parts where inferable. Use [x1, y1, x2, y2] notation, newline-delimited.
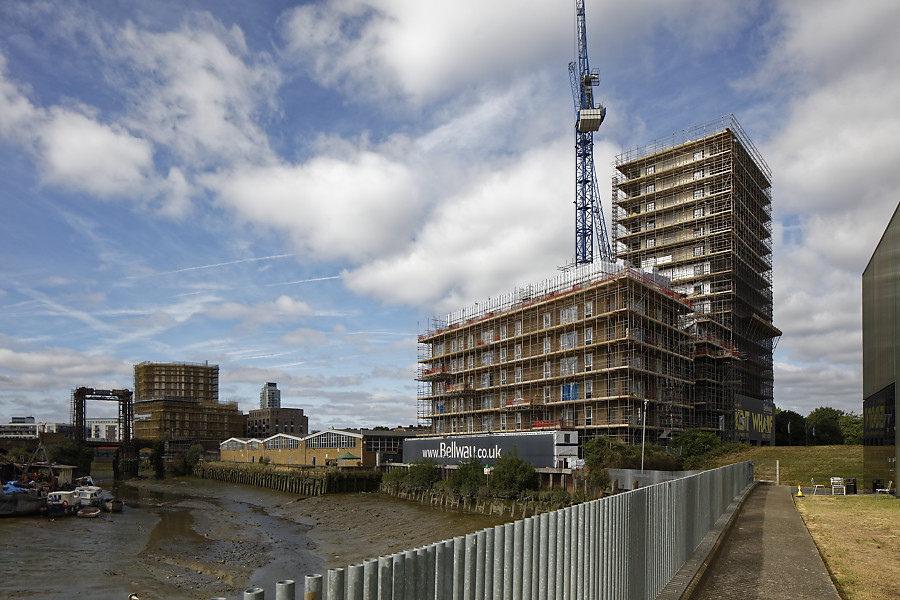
[612, 116, 781, 442]
[570, 0, 611, 264]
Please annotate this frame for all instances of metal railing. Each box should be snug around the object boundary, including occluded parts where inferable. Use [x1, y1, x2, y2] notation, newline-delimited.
[232, 461, 753, 600]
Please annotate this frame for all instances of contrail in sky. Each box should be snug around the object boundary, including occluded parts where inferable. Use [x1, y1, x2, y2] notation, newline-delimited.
[133, 254, 294, 278]
[267, 275, 342, 286]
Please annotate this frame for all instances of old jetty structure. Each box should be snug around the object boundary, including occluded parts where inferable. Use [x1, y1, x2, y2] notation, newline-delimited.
[193, 463, 379, 495]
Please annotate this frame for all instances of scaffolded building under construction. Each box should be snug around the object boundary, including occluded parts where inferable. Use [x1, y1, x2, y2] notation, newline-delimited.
[133, 361, 243, 450]
[612, 116, 780, 442]
[417, 262, 696, 445]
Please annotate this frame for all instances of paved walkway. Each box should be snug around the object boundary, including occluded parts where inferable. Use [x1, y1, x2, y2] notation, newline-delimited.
[693, 483, 840, 599]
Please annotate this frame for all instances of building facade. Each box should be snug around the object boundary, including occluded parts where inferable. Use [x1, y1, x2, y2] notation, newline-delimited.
[417, 262, 695, 446]
[220, 428, 412, 468]
[612, 116, 779, 442]
[260, 382, 281, 409]
[863, 201, 899, 493]
[0, 417, 76, 441]
[245, 407, 309, 438]
[133, 361, 243, 450]
[85, 417, 121, 442]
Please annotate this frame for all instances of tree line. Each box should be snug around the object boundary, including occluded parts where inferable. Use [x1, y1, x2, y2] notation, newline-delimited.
[775, 407, 862, 446]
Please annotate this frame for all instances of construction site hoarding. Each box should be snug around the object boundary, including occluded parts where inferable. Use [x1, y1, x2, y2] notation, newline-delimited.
[733, 394, 774, 444]
[402, 431, 577, 468]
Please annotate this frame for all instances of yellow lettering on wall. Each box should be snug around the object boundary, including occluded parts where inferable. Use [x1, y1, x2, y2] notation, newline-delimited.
[735, 410, 750, 432]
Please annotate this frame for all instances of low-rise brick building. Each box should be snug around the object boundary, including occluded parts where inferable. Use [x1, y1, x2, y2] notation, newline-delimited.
[220, 428, 415, 468]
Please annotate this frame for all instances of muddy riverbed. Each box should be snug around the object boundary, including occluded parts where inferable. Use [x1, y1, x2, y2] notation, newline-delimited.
[0, 476, 510, 600]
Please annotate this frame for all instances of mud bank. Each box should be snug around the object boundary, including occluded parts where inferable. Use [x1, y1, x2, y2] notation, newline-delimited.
[124, 477, 511, 599]
[0, 477, 511, 599]
[270, 491, 512, 571]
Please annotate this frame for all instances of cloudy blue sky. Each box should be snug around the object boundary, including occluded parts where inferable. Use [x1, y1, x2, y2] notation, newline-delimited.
[1, 0, 898, 430]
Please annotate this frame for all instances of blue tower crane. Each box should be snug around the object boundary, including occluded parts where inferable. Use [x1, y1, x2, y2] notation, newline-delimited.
[569, 0, 611, 264]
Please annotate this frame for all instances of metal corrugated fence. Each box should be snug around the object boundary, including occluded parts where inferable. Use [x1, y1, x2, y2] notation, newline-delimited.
[289, 462, 751, 600]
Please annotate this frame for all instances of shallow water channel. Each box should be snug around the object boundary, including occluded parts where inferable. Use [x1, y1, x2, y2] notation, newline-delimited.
[0, 475, 507, 600]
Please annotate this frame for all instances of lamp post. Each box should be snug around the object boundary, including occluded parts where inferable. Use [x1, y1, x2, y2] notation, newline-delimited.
[640, 398, 649, 473]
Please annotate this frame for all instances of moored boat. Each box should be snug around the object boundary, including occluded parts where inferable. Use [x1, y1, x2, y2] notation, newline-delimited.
[0, 482, 45, 517]
[76, 506, 101, 518]
[46, 490, 78, 517]
[101, 497, 124, 513]
[72, 485, 103, 508]
[0, 490, 45, 516]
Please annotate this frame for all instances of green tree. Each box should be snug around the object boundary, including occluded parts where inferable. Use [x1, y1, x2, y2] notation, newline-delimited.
[50, 441, 94, 475]
[406, 459, 442, 490]
[490, 448, 538, 498]
[774, 410, 806, 445]
[583, 437, 634, 489]
[447, 456, 485, 496]
[381, 467, 405, 487]
[671, 430, 721, 459]
[184, 444, 205, 469]
[806, 406, 844, 445]
[839, 411, 863, 445]
[582, 436, 678, 488]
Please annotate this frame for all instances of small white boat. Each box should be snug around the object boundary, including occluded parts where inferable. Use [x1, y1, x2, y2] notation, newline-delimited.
[76, 506, 101, 518]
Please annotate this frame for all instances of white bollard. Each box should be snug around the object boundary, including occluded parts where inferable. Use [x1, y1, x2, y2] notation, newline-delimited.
[363, 558, 378, 600]
[305, 574, 323, 600]
[326, 569, 345, 600]
[244, 587, 264, 600]
[276, 579, 295, 600]
[347, 564, 363, 600]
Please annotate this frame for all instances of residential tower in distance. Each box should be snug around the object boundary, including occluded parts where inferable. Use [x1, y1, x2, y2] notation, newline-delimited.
[260, 381, 281, 409]
[246, 382, 309, 438]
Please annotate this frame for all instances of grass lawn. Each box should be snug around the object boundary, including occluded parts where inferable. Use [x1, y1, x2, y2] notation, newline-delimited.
[704, 444, 865, 490]
[796, 495, 900, 600]
[699, 444, 896, 599]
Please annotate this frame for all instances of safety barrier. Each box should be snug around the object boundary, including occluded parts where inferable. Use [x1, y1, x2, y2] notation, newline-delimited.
[227, 461, 751, 600]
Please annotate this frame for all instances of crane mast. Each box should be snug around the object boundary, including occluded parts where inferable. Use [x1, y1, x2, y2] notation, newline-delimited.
[570, 0, 611, 264]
